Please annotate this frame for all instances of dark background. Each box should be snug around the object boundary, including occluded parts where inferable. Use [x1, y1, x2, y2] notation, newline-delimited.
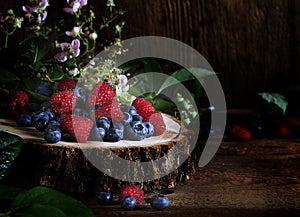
[1, 0, 299, 109]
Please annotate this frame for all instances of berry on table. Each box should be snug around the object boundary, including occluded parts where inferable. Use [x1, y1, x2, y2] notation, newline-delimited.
[120, 196, 136, 210]
[125, 122, 148, 141]
[93, 100, 124, 122]
[132, 98, 155, 118]
[35, 81, 53, 97]
[9, 91, 29, 117]
[57, 78, 77, 92]
[143, 111, 166, 136]
[118, 185, 144, 205]
[60, 115, 93, 143]
[103, 127, 122, 142]
[87, 81, 116, 106]
[16, 114, 32, 127]
[44, 128, 62, 143]
[150, 195, 170, 210]
[50, 90, 77, 115]
[229, 125, 251, 141]
[96, 116, 111, 131]
[96, 192, 112, 205]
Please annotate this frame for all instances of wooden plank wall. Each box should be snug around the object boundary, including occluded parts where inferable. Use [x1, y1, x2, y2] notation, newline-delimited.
[118, 0, 300, 108]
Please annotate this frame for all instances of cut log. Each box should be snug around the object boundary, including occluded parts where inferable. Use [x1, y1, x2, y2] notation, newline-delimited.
[0, 114, 199, 195]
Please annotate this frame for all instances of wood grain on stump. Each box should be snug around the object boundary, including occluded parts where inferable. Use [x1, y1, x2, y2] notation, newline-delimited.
[0, 114, 198, 195]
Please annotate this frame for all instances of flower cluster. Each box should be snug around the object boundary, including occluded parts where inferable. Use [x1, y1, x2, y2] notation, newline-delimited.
[0, 0, 125, 92]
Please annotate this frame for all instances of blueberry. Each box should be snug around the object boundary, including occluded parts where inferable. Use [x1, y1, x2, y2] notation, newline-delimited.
[40, 101, 52, 112]
[71, 87, 87, 102]
[44, 128, 61, 143]
[120, 196, 136, 210]
[16, 114, 32, 127]
[96, 117, 110, 131]
[150, 195, 170, 210]
[35, 81, 53, 97]
[113, 122, 124, 139]
[33, 112, 50, 132]
[125, 121, 147, 141]
[132, 114, 143, 122]
[46, 111, 55, 120]
[143, 122, 154, 137]
[122, 112, 132, 125]
[96, 192, 112, 205]
[28, 102, 40, 112]
[128, 106, 137, 116]
[89, 127, 106, 141]
[103, 127, 122, 142]
[47, 120, 61, 130]
[55, 114, 66, 123]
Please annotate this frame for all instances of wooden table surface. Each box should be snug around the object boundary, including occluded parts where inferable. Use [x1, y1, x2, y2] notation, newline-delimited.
[80, 139, 300, 217]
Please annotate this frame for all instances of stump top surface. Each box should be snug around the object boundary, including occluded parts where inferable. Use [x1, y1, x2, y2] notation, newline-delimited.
[0, 114, 183, 149]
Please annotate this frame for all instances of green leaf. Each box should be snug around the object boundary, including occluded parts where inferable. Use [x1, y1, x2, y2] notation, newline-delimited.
[18, 204, 67, 217]
[27, 90, 50, 102]
[0, 131, 23, 181]
[0, 69, 20, 82]
[24, 79, 38, 91]
[153, 98, 176, 112]
[21, 37, 50, 63]
[0, 185, 24, 203]
[157, 67, 215, 94]
[258, 92, 288, 114]
[11, 186, 95, 217]
[49, 64, 64, 81]
[140, 58, 163, 73]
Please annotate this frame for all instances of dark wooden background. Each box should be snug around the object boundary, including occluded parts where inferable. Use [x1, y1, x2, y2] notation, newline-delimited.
[1, 0, 299, 108]
[118, 0, 300, 108]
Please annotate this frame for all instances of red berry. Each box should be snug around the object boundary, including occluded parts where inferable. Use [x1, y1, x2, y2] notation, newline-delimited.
[283, 116, 300, 135]
[118, 185, 144, 205]
[94, 100, 124, 122]
[229, 125, 251, 141]
[132, 98, 155, 118]
[9, 91, 29, 117]
[87, 82, 116, 106]
[57, 78, 77, 92]
[12, 91, 29, 104]
[143, 111, 166, 136]
[50, 91, 77, 115]
[276, 123, 292, 138]
[60, 115, 93, 142]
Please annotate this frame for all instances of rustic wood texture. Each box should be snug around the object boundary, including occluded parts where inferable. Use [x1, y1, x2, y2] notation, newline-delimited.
[118, 0, 300, 108]
[80, 139, 300, 217]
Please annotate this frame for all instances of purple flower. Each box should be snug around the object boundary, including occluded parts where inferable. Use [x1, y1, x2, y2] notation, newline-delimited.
[65, 26, 81, 37]
[71, 39, 80, 58]
[118, 75, 128, 87]
[22, 0, 49, 13]
[54, 52, 68, 62]
[63, 0, 88, 13]
[54, 39, 80, 62]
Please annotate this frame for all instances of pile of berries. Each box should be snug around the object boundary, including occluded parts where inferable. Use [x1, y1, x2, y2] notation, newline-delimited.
[96, 184, 170, 211]
[10, 78, 166, 143]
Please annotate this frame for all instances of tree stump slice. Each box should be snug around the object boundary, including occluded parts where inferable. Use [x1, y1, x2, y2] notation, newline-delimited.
[0, 114, 198, 195]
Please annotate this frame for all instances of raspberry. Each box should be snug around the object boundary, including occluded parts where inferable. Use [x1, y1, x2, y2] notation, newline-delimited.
[118, 185, 144, 205]
[60, 115, 93, 142]
[131, 98, 155, 118]
[87, 82, 116, 106]
[276, 123, 292, 138]
[50, 91, 77, 115]
[143, 111, 166, 136]
[57, 78, 77, 92]
[283, 116, 300, 135]
[9, 91, 29, 117]
[229, 125, 251, 141]
[12, 91, 29, 104]
[94, 100, 124, 122]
